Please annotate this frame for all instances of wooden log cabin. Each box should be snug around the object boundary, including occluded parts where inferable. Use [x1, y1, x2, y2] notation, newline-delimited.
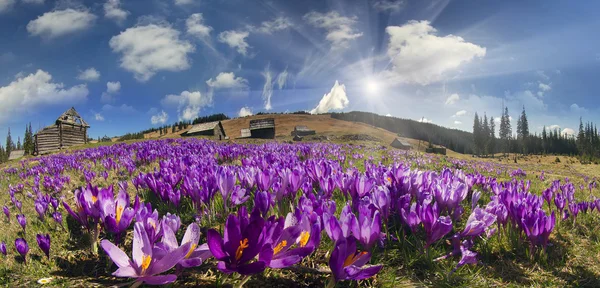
[34, 107, 90, 155]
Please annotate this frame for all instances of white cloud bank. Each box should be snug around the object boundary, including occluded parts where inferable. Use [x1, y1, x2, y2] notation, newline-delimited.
[238, 107, 253, 117]
[104, 0, 129, 24]
[151, 110, 168, 125]
[77, 67, 101, 81]
[109, 24, 195, 81]
[206, 72, 248, 89]
[186, 13, 212, 39]
[0, 70, 88, 124]
[304, 11, 362, 50]
[445, 93, 459, 105]
[310, 80, 349, 114]
[385, 20, 486, 85]
[218, 30, 250, 56]
[27, 9, 97, 38]
[161, 90, 210, 121]
[101, 81, 121, 103]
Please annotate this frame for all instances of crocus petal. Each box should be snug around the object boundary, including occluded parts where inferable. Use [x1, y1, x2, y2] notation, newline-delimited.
[207, 229, 228, 260]
[181, 223, 201, 246]
[138, 274, 178, 285]
[132, 222, 152, 269]
[149, 242, 192, 275]
[179, 258, 203, 268]
[113, 266, 138, 278]
[101, 239, 132, 268]
[237, 261, 267, 275]
[344, 264, 383, 280]
[161, 224, 178, 251]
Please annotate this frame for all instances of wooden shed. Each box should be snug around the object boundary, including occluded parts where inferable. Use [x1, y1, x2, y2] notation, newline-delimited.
[239, 128, 251, 139]
[8, 150, 25, 160]
[181, 121, 226, 140]
[291, 125, 316, 137]
[391, 138, 411, 150]
[249, 118, 275, 139]
[35, 107, 89, 155]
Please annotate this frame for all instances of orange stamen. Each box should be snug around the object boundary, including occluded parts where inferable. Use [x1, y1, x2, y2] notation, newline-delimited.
[235, 238, 249, 261]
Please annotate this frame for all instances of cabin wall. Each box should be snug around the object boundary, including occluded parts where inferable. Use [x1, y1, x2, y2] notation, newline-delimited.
[184, 129, 214, 137]
[250, 128, 275, 139]
[60, 124, 86, 148]
[35, 126, 60, 154]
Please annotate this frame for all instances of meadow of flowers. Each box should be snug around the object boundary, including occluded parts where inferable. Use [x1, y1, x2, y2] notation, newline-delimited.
[0, 138, 599, 287]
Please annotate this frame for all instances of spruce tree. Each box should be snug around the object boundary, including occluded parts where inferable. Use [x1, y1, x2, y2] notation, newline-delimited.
[473, 113, 481, 156]
[5, 128, 13, 157]
[490, 117, 496, 157]
[520, 107, 529, 154]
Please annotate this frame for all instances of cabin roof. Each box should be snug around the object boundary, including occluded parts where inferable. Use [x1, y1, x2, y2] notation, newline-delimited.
[249, 118, 275, 130]
[56, 107, 89, 127]
[294, 125, 312, 131]
[392, 138, 411, 147]
[185, 121, 221, 134]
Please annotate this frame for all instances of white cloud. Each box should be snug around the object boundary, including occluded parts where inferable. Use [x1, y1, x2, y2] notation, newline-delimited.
[174, 0, 194, 5]
[95, 113, 105, 121]
[27, 9, 97, 38]
[101, 81, 121, 103]
[385, 113, 392, 117]
[304, 11, 363, 50]
[539, 83, 551, 92]
[109, 24, 195, 81]
[77, 67, 101, 81]
[238, 106, 253, 117]
[161, 90, 210, 121]
[310, 80, 349, 114]
[104, 0, 129, 24]
[0, 70, 88, 124]
[186, 13, 212, 39]
[277, 67, 288, 90]
[454, 120, 462, 125]
[102, 104, 135, 114]
[218, 30, 250, 55]
[562, 128, 575, 137]
[373, 0, 405, 12]
[262, 64, 274, 110]
[453, 110, 467, 117]
[250, 17, 292, 34]
[570, 103, 587, 114]
[151, 110, 168, 125]
[385, 20, 486, 85]
[418, 117, 432, 123]
[106, 81, 121, 94]
[445, 93, 459, 105]
[206, 72, 248, 89]
[0, 0, 15, 13]
[536, 70, 550, 81]
[548, 124, 561, 131]
[22, 0, 44, 3]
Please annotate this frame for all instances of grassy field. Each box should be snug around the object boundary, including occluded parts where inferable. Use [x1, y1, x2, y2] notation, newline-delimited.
[1, 137, 600, 287]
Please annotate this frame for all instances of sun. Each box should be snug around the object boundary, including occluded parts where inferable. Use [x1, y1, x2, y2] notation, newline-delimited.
[364, 78, 381, 95]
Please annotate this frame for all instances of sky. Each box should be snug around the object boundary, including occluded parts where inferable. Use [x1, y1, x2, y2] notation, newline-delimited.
[1, 0, 600, 141]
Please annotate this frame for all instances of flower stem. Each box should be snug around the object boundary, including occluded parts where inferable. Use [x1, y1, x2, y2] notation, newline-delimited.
[235, 275, 251, 288]
[325, 275, 337, 288]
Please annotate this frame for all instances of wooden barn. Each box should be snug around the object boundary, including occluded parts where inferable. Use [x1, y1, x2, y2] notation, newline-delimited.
[34, 107, 89, 155]
[249, 118, 275, 139]
[391, 138, 412, 150]
[239, 128, 251, 139]
[181, 121, 226, 140]
[291, 125, 316, 137]
[8, 150, 25, 160]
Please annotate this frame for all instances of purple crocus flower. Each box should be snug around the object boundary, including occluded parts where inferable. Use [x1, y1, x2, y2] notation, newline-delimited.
[542, 189, 553, 209]
[52, 212, 63, 226]
[0, 241, 6, 256]
[3, 206, 9, 222]
[554, 192, 566, 212]
[207, 212, 270, 275]
[328, 237, 382, 284]
[354, 204, 381, 250]
[162, 213, 181, 234]
[354, 176, 375, 199]
[101, 222, 192, 286]
[35, 199, 48, 221]
[420, 202, 453, 248]
[471, 190, 481, 211]
[98, 187, 135, 236]
[159, 222, 212, 268]
[263, 213, 320, 269]
[231, 186, 249, 205]
[17, 214, 26, 231]
[15, 238, 29, 263]
[36, 234, 51, 259]
[461, 208, 497, 238]
[217, 167, 236, 205]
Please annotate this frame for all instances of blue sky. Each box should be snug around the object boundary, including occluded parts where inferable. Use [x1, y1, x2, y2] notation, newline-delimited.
[1, 0, 599, 141]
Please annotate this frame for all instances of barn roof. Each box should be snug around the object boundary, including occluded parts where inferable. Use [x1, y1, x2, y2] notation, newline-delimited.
[392, 138, 411, 147]
[8, 150, 25, 160]
[249, 118, 275, 130]
[185, 121, 221, 134]
[57, 107, 89, 127]
[294, 125, 312, 131]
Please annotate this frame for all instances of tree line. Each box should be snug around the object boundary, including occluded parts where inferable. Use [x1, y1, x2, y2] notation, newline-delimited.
[0, 123, 35, 163]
